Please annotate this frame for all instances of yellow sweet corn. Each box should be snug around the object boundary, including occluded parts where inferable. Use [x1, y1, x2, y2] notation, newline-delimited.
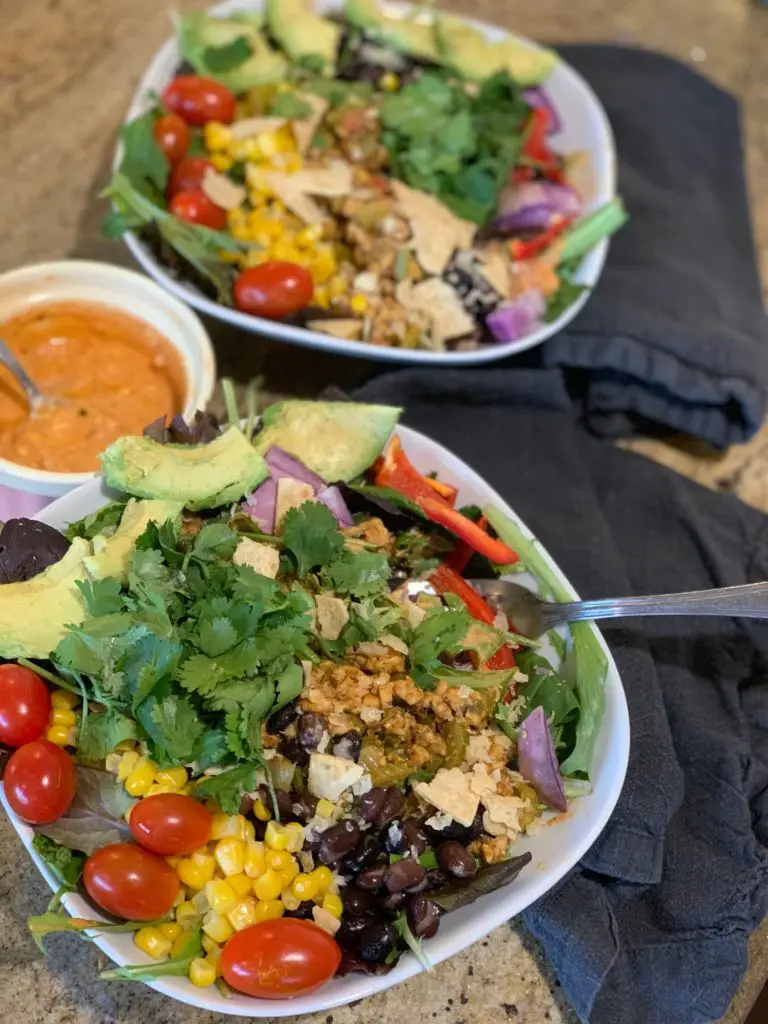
[278, 861, 299, 887]
[315, 799, 335, 819]
[155, 767, 188, 790]
[158, 922, 182, 943]
[189, 957, 217, 987]
[379, 71, 400, 92]
[210, 152, 235, 172]
[227, 897, 260, 931]
[117, 750, 140, 782]
[134, 926, 172, 960]
[115, 739, 135, 753]
[202, 934, 219, 954]
[313, 285, 330, 309]
[204, 121, 232, 151]
[50, 689, 79, 710]
[228, 873, 253, 898]
[283, 822, 305, 852]
[104, 753, 122, 775]
[166, 855, 182, 869]
[309, 246, 337, 284]
[252, 899, 285, 923]
[175, 900, 199, 926]
[52, 708, 77, 727]
[265, 849, 294, 873]
[177, 851, 216, 890]
[210, 813, 248, 841]
[310, 866, 333, 894]
[206, 945, 223, 975]
[350, 294, 369, 315]
[322, 892, 343, 919]
[242, 819, 256, 843]
[244, 840, 267, 879]
[202, 911, 234, 944]
[205, 879, 238, 915]
[215, 837, 246, 877]
[145, 783, 177, 799]
[47, 724, 76, 747]
[124, 757, 157, 797]
[264, 821, 289, 851]
[291, 873, 320, 902]
[252, 868, 283, 902]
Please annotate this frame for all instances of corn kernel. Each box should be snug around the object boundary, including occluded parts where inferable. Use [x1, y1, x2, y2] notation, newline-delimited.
[156, 922, 181, 943]
[309, 246, 337, 284]
[264, 821, 290, 851]
[206, 945, 223, 975]
[315, 799, 335, 819]
[145, 783, 176, 798]
[224, 874, 250, 900]
[155, 766, 188, 790]
[252, 899, 285, 923]
[50, 689, 79, 710]
[166, 855, 182, 870]
[210, 152, 234, 172]
[292, 873, 320, 901]
[281, 887, 302, 911]
[46, 724, 76, 747]
[227, 897, 260, 931]
[124, 757, 157, 797]
[104, 752, 122, 775]
[51, 707, 78, 727]
[177, 851, 216, 890]
[204, 121, 232, 152]
[242, 819, 256, 843]
[244, 841, 267, 880]
[251, 797, 270, 821]
[265, 849, 294, 872]
[117, 750, 140, 782]
[202, 911, 234, 944]
[189, 957, 217, 988]
[205, 879, 238, 915]
[175, 900, 199, 926]
[322, 892, 343, 919]
[115, 739, 135, 753]
[278, 862, 300, 888]
[350, 294, 369, 316]
[379, 71, 400, 92]
[283, 822, 305, 852]
[282, 152, 304, 173]
[134, 926, 172, 960]
[313, 286, 330, 309]
[253, 868, 284, 902]
[310, 866, 333, 894]
[202, 934, 219, 955]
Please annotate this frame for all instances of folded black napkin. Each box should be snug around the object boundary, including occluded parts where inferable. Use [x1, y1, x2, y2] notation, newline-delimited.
[537, 45, 768, 448]
[356, 368, 768, 1024]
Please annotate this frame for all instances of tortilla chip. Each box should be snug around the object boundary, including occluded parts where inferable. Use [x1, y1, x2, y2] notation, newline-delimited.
[201, 167, 246, 211]
[292, 94, 329, 155]
[286, 164, 353, 197]
[315, 594, 350, 641]
[391, 180, 476, 275]
[230, 116, 287, 140]
[396, 277, 475, 346]
[476, 246, 510, 296]
[262, 173, 325, 223]
[307, 319, 363, 340]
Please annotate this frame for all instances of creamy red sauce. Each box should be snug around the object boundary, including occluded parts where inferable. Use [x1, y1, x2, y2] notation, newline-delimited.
[0, 301, 187, 472]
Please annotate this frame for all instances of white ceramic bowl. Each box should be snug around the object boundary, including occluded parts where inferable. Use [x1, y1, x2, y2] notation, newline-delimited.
[120, 0, 616, 365]
[0, 260, 216, 499]
[0, 423, 630, 1016]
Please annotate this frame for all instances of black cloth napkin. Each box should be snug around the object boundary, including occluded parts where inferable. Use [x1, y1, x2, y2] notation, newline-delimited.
[356, 368, 768, 1024]
[537, 45, 768, 448]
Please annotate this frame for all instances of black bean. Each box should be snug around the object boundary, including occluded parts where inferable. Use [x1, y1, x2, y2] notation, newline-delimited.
[378, 890, 409, 911]
[251, 817, 267, 841]
[317, 820, 360, 864]
[402, 819, 428, 856]
[291, 792, 318, 823]
[375, 787, 405, 826]
[384, 821, 406, 854]
[337, 951, 394, 976]
[357, 787, 387, 822]
[341, 886, 375, 915]
[424, 806, 483, 844]
[357, 921, 399, 962]
[332, 731, 361, 762]
[285, 900, 315, 920]
[297, 712, 327, 749]
[279, 735, 309, 767]
[336, 915, 372, 946]
[238, 793, 254, 817]
[357, 864, 387, 890]
[437, 840, 478, 879]
[260, 785, 295, 822]
[339, 833, 382, 875]
[267, 698, 300, 734]
[384, 858, 427, 893]
[407, 895, 442, 939]
[424, 868, 450, 892]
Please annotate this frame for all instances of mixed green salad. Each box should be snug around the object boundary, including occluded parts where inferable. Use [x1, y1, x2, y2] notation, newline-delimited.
[105, 0, 627, 351]
[0, 398, 606, 997]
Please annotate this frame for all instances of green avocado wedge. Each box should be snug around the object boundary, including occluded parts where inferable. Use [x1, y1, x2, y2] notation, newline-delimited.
[345, 0, 440, 62]
[435, 15, 557, 85]
[84, 499, 185, 581]
[0, 538, 90, 659]
[254, 401, 401, 481]
[100, 427, 268, 510]
[266, 0, 341, 73]
[178, 11, 288, 90]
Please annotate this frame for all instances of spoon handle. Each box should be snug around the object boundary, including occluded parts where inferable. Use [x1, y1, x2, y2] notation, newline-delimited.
[545, 581, 768, 628]
[0, 339, 43, 404]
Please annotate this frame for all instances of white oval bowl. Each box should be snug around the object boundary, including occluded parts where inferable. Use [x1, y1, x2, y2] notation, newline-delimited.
[1, 423, 630, 1016]
[0, 260, 217, 497]
[120, 0, 616, 365]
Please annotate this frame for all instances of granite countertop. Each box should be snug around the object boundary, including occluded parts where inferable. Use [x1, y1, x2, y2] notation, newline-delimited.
[0, 1, 767, 1021]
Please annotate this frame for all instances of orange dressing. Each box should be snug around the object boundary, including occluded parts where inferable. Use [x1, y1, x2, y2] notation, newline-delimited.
[0, 301, 187, 472]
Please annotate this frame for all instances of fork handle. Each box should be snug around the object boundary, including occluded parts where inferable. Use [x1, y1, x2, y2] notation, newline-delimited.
[542, 581, 768, 629]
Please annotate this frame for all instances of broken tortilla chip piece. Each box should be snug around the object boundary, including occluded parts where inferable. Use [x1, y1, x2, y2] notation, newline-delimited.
[396, 277, 475, 348]
[307, 319, 364, 340]
[475, 246, 510, 296]
[262, 164, 353, 224]
[201, 167, 246, 211]
[391, 180, 475, 275]
[229, 116, 287, 140]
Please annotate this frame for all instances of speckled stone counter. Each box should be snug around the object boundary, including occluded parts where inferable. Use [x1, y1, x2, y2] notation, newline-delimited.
[0, 1, 766, 1021]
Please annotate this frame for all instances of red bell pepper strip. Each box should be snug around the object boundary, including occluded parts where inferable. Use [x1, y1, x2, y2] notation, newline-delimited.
[374, 437, 519, 565]
[429, 564, 517, 673]
[509, 216, 574, 262]
[424, 476, 458, 505]
[446, 516, 487, 574]
[516, 106, 566, 185]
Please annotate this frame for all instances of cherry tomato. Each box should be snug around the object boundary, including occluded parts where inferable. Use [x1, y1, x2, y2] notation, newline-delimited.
[234, 262, 314, 320]
[84, 843, 180, 921]
[161, 75, 236, 127]
[129, 793, 212, 855]
[168, 156, 213, 198]
[221, 919, 342, 998]
[170, 190, 228, 231]
[0, 664, 52, 747]
[4, 740, 75, 824]
[153, 113, 190, 164]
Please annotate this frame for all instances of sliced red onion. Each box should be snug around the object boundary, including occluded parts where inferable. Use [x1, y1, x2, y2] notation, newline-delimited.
[317, 485, 354, 527]
[243, 477, 278, 533]
[485, 291, 545, 343]
[523, 87, 562, 134]
[265, 447, 327, 491]
[517, 706, 568, 812]
[487, 182, 581, 236]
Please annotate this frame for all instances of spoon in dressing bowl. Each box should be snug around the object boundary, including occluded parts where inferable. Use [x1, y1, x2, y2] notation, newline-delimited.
[0, 338, 58, 414]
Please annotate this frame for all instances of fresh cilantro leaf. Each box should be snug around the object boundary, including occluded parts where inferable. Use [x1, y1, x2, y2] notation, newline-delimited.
[178, 641, 260, 695]
[135, 518, 184, 567]
[543, 278, 587, 323]
[139, 691, 205, 765]
[283, 503, 344, 575]
[231, 565, 281, 605]
[76, 578, 124, 617]
[198, 616, 240, 658]
[78, 710, 137, 762]
[269, 92, 313, 119]
[32, 834, 87, 889]
[190, 522, 239, 563]
[66, 501, 127, 541]
[321, 549, 390, 598]
[273, 662, 303, 711]
[197, 727, 231, 771]
[409, 602, 472, 689]
[123, 632, 183, 708]
[195, 764, 263, 815]
[203, 36, 253, 73]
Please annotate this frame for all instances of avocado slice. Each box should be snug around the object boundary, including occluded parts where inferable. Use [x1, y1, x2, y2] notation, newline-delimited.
[178, 11, 288, 91]
[100, 427, 269, 511]
[254, 401, 401, 481]
[0, 538, 90, 659]
[345, 0, 439, 61]
[266, 0, 341, 73]
[435, 15, 557, 85]
[84, 499, 185, 581]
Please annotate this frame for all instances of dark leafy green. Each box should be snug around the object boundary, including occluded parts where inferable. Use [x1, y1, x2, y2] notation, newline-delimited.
[31, 835, 86, 889]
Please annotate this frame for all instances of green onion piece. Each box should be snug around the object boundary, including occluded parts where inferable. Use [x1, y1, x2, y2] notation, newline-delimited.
[558, 198, 628, 266]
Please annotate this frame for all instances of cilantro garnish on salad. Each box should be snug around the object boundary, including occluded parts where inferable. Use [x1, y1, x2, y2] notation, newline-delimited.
[103, 0, 627, 352]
